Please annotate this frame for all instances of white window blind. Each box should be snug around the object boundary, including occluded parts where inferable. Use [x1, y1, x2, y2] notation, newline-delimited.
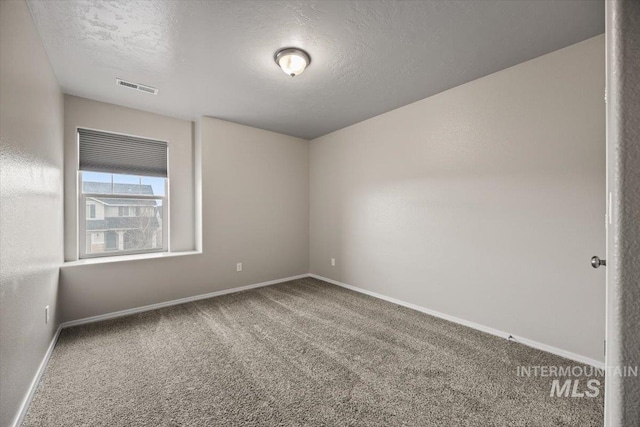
[78, 128, 168, 178]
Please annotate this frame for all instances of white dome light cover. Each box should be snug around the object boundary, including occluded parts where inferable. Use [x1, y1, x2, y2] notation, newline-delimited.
[275, 48, 311, 77]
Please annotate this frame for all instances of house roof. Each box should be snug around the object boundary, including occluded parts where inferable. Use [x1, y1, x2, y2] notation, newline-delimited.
[89, 197, 159, 206]
[84, 182, 160, 206]
[87, 216, 160, 231]
[83, 182, 155, 195]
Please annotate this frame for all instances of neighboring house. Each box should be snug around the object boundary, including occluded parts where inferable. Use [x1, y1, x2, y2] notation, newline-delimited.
[84, 182, 162, 254]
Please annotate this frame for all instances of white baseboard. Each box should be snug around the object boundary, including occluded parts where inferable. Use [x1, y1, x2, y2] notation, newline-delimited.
[309, 274, 605, 370]
[12, 324, 63, 427]
[62, 274, 310, 328]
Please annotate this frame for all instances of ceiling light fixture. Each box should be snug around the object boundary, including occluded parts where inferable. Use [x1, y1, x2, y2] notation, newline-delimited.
[274, 48, 311, 77]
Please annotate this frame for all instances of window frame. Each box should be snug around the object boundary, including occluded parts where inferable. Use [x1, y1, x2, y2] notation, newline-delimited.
[77, 127, 170, 259]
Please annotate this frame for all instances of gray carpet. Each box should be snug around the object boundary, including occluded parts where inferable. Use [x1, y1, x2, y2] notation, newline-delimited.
[24, 277, 603, 426]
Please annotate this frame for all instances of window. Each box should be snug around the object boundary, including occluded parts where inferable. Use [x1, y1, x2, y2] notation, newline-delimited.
[78, 128, 168, 258]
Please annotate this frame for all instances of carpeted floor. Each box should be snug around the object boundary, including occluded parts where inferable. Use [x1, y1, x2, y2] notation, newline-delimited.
[24, 277, 603, 426]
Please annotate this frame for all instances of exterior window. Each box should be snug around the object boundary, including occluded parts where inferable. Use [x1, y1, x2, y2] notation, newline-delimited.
[78, 128, 168, 258]
[105, 230, 118, 251]
[80, 172, 167, 257]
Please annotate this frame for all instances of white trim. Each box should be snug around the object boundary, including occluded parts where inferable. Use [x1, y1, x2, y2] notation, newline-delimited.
[61, 274, 310, 328]
[193, 120, 203, 253]
[309, 274, 605, 370]
[61, 250, 201, 268]
[11, 325, 63, 427]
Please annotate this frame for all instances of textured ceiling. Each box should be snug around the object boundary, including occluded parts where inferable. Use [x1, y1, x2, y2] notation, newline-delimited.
[27, 0, 604, 140]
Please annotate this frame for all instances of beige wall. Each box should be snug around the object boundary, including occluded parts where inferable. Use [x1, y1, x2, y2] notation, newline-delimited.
[60, 116, 309, 321]
[63, 95, 195, 259]
[0, 1, 64, 426]
[310, 35, 606, 362]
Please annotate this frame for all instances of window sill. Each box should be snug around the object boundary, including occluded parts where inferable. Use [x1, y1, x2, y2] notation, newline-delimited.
[62, 250, 201, 268]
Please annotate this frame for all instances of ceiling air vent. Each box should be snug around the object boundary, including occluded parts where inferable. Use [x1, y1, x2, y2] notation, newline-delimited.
[116, 78, 158, 95]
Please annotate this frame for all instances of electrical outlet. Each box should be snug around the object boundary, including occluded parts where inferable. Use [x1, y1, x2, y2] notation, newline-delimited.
[331, 258, 336, 267]
[45, 305, 49, 324]
[236, 262, 242, 272]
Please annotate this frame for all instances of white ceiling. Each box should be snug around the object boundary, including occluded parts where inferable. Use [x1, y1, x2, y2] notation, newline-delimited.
[27, 0, 604, 140]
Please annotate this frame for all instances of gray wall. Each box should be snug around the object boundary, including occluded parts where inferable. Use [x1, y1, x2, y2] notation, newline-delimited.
[60, 116, 309, 322]
[0, 1, 64, 426]
[310, 35, 605, 362]
[605, 1, 640, 424]
[63, 95, 195, 259]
